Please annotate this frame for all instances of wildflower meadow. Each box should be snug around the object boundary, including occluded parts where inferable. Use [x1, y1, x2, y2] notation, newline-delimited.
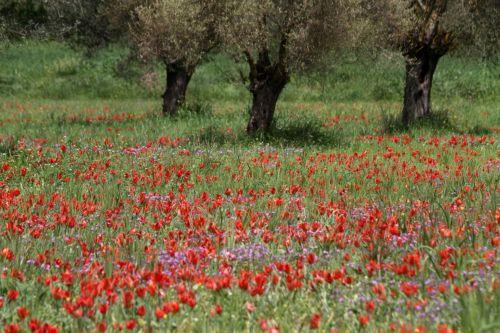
[0, 36, 499, 333]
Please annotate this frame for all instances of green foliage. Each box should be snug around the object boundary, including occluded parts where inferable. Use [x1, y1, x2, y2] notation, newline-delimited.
[221, 0, 344, 75]
[0, 0, 48, 39]
[130, 0, 224, 67]
[458, 289, 500, 333]
[350, 0, 499, 59]
[42, 0, 123, 49]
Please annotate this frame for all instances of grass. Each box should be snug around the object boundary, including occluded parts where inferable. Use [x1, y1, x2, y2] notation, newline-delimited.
[0, 40, 499, 332]
[0, 40, 499, 103]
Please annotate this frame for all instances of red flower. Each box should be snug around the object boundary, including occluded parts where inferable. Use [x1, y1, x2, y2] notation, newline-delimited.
[123, 291, 134, 308]
[4, 323, 20, 333]
[245, 302, 255, 312]
[400, 282, 419, 297]
[7, 289, 19, 301]
[44, 323, 59, 333]
[365, 300, 375, 313]
[125, 319, 137, 330]
[437, 324, 455, 333]
[358, 315, 369, 326]
[96, 322, 107, 332]
[309, 313, 321, 330]
[17, 306, 29, 320]
[28, 319, 40, 331]
[1, 248, 14, 261]
[415, 326, 427, 333]
[163, 301, 180, 314]
[210, 304, 222, 317]
[155, 308, 166, 319]
[98, 303, 108, 314]
[136, 305, 146, 317]
[61, 270, 73, 286]
[307, 253, 317, 264]
[259, 319, 268, 331]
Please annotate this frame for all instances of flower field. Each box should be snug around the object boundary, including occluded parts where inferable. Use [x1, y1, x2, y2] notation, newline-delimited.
[1, 41, 499, 333]
[0, 97, 498, 333]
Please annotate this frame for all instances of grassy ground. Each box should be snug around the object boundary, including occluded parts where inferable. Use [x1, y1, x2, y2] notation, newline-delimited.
[0, 41, 499, 332]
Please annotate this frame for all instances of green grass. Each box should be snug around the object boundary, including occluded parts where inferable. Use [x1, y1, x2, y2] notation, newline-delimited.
[1, 40, 498, 104]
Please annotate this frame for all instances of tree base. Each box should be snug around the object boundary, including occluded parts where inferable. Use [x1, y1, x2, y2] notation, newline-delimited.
[402, 51, 440, 127]
[162, 62, 194, 116]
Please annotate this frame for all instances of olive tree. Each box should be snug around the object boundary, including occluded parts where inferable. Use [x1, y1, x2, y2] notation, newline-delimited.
[365, 0, 497, 126]
[221, 0, 343, 133]
[397, 1, 453, 126]
[45, 0, 224, 116]
[128, 0, 224, 116]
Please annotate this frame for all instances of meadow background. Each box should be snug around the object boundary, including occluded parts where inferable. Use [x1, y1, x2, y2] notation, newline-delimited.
[1, 41, 498, 144]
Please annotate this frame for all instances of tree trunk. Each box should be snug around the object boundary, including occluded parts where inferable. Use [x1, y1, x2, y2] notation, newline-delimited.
[162, 62, 194, 116]
[402, 50, 440, 127]
[247, 79, 287, 133]
[246, 51, 289, 134]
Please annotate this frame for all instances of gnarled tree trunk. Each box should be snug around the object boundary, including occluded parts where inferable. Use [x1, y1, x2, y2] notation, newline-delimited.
[246, 51, 289, 134]
[400, 0, 452, 127]
[247, 77, 287, 133]
[402, 50, 440, 126]
[162, 62, 195, 116]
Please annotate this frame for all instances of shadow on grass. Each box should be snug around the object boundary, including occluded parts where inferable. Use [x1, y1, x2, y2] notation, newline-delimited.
[190, 115, 345, 148]
[265, 118, 345, 147]
[466, 124, 492, 135]
[0, 137, 17, 155]
[381, 108, 492, 135]
[178, 102, 213, 118]
[191, 126, 245, 146]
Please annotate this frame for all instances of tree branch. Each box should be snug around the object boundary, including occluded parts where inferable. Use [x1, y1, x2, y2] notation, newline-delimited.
[277, 36, 288, 76]
[244, 49, 257, 78]
[415, 0, 426, 12]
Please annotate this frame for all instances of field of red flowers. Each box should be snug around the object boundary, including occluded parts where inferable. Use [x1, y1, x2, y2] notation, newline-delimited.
[0, 98, 498, 332]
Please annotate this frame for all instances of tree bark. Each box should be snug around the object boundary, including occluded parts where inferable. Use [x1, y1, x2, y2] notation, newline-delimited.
[402, 50, 440, 127]
[400, 1, 451, 128]
[247, 79, 287, 133]
[246, 51, 289, 134]
[162, 62, 194, 116]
